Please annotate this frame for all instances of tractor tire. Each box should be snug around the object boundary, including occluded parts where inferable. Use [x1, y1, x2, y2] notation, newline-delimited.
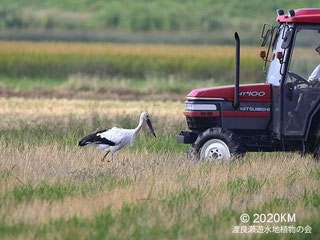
[187, 128, 244, 161]
[313, 124, 320, 160]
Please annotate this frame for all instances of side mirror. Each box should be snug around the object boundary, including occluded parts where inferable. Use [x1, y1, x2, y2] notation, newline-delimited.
[260, 23, 273, 47]
[259, 50, 266, 59]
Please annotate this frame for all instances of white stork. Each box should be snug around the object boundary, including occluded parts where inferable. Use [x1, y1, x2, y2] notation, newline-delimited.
[79, 112, 156, 162]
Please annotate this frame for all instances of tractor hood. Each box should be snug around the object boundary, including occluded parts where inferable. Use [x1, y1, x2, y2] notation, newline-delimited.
[187, 83, 271, 102]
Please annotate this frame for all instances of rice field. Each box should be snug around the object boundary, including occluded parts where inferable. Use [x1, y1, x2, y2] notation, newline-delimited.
[0, 41, 263, 57]
[0, 41, 265, 82]
[0, 40, 268, 102]
[1, 97, 320, 239]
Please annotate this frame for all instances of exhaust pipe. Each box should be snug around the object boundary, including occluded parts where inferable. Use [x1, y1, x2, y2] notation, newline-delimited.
[233, 32, 240, 109]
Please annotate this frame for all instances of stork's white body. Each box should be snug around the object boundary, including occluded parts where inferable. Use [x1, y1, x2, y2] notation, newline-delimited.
[95, 127, 136, 153]
[79, 112, 156, 161]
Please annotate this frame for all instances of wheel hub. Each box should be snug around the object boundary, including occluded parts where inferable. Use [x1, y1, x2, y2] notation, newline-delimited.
[200, 139, 231, 161]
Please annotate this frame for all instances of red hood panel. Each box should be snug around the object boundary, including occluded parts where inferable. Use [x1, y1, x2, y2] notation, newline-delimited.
[188, 84, 271, 102]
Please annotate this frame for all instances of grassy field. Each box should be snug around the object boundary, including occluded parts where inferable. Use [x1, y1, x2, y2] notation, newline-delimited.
[0, 41, 319, 239]
[0, 41, 269, 101]
[0, 75, 224, 101]
[0, 41, 264, 83]
[1, 97, 320, 239]
[1, 0, 320, 45]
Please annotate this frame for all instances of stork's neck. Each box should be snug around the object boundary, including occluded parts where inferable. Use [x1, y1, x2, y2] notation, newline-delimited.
[133, 116, 144, 135]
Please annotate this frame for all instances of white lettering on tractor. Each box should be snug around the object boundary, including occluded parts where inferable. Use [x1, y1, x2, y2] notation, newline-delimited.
[239, 91, 266, 97]
[240, 107, 270, 112]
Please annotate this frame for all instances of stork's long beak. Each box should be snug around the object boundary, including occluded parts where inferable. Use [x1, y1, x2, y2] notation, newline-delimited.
[146, 118, 156, 137]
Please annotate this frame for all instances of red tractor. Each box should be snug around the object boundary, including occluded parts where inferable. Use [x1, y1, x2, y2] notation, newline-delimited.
[177, 8, 320, 160]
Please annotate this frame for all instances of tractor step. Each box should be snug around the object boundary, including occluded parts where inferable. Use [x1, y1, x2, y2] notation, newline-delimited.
[176, 131, 198, 144]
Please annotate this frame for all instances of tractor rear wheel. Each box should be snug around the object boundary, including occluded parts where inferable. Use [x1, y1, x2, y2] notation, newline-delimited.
[188, 128, 244, 161]
[313, 127, 320, 160]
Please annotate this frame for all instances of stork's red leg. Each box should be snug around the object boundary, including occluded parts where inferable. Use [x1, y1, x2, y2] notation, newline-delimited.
[102, 151, 110, 162]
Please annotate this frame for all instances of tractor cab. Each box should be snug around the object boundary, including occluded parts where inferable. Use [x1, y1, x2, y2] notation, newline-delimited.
[261, 9, 320, 145]
[177, 9, 320, 160]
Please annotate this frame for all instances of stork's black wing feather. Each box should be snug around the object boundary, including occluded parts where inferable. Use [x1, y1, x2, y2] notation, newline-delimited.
[79, 130, 116, 146]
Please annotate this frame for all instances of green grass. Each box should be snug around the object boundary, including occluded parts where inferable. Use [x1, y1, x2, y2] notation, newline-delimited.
[0, 76, 65, 91]
[0, 204, 216, 239]
[1, 0, 320, 44]
[1, 126, 188, 153]
[0, 53, 264, 82]
[1, 190, 319, 239]
[227, 175, 267, 196]
[0, 176, 135, 204]
[0, 75, 234, 100]
[0, 113, 188, 153]
[23, 75, 226, 93]
[1, 154, 319, 239]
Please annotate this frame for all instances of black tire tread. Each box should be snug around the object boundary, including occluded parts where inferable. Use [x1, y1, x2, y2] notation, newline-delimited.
[188, 128, 243, 160]
[313, 122, 320, 160]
